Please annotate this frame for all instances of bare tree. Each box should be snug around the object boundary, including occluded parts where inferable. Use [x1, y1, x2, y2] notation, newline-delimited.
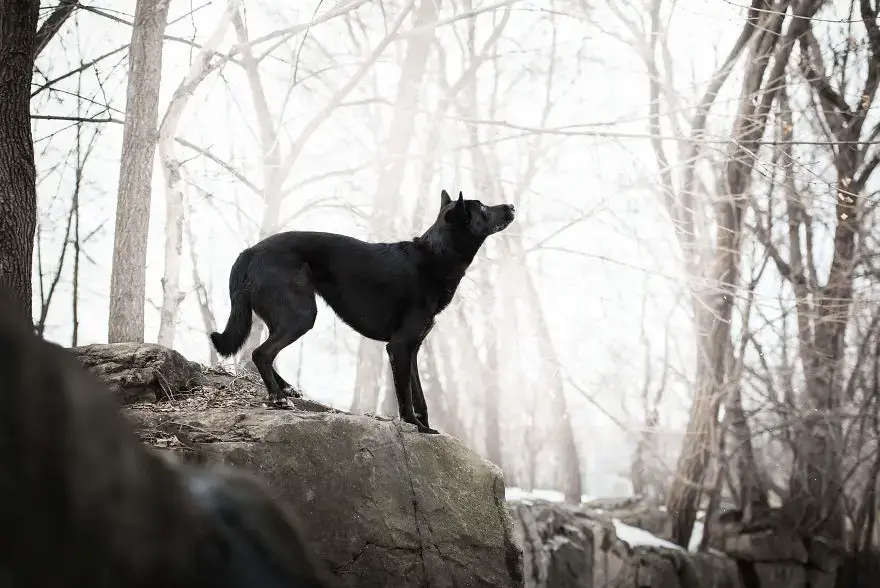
[107, 0, 170, 343]
[666, 0, 827, 547]
[226, 1, 410, 370]
[0, 1, 41, 320]
[185, 188, 219, 366]
[746, 0, 880, 541]
[350, 0, 438, 414]
[156, 0, 240, 348]
[602, 0, 825, 545]
[35, 71, 101, 338]
[628, 289, 672, 503]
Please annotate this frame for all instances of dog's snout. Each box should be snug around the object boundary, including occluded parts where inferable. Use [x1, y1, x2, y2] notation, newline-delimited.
[505, 204, 516, 218]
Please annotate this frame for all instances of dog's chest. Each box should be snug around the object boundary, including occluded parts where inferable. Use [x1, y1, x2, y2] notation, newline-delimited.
[417, 255, 467, 314]
[435, 285, 457, 312]
[433, 271, 465, 312]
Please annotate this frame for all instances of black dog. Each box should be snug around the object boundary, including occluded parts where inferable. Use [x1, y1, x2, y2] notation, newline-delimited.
[0, 290, 336, 587]
[211, 189, 515, 434]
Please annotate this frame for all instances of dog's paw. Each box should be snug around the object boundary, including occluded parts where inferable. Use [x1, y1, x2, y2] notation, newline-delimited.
[399, 416, 440, 435]
[281, 386, 302, 399]
[265, 397, 295, 410]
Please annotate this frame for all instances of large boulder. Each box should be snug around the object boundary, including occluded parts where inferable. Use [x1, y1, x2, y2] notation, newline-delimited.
[73, 344, 523, 588]
[70, 343, 205, 404]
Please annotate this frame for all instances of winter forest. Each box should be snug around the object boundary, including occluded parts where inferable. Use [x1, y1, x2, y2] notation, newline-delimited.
[3, 0, 880, 560]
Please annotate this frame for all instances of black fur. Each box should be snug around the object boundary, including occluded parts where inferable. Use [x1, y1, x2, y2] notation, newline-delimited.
[211, 189, 515, 434]
[0, 291, 336, 587]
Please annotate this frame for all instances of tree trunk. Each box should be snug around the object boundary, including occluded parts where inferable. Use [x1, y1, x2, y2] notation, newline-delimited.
[784, 5, 880, 537]
[484, 307, 503, 468]
[381, 357, 396, 416]
[665, 0, 814, 546]
[521, 261, 582, 503]
[230, 9, 282, 369]
[349, 0, 438, 412]
[0, 1, 39, 322]
[235, 2, 413, 370]
[107, 0, 170, 343]
[156, 152, 185, 348]
[349, 341, 385, 414]
[156, 0, 238, 348]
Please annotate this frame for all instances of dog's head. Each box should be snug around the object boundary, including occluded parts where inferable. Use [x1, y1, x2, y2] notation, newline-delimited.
[437, 189, 515, 240]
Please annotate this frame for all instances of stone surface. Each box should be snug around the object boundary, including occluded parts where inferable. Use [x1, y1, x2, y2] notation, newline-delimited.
[70, 343, 204, 404]
[509, 500, 609, 588]
[506, 499, 880, 588]
[721, 530, 809, 563]
[805, 537, 840, 572]
[126, 399, 523, 588]
[753, 562, 805, 586]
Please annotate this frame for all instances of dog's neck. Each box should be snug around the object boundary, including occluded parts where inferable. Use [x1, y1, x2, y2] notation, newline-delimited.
[413, 225, 483, 270]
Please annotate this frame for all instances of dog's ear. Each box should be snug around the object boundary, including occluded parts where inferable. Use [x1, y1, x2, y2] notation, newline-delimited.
[443, 197, 468, 225]
[440, 189, 451, 208]
[444, 192, 469, 224]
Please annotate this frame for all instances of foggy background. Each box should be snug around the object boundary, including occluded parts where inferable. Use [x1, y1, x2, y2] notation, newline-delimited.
[29, 0, 880, 526]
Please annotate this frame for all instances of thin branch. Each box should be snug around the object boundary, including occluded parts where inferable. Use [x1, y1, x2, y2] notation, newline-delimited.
[34, 0, 79, 58]
[174, 137, 261, 196]
[31, 115, 122, 124]
[32, 44, 129, 97]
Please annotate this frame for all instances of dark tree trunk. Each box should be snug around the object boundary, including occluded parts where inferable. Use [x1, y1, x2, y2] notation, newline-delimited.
[0, 1, 39, 322]
[107, 0, 169, 343]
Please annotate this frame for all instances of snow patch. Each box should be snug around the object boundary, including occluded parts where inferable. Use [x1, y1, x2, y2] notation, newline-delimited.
[505, 487, 596, 504]
[612, 519, 684, 551]
[688, 520, 704, 552]
[506, 487, 705, 553]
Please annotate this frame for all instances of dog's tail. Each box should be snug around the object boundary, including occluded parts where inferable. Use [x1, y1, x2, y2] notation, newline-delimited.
[210, 251, 253, 358]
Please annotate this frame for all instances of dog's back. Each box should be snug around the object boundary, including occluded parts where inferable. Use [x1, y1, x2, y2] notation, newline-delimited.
[0, 291, 335, 587]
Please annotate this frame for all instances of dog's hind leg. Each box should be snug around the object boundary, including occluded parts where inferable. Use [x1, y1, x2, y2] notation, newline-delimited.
[253, 318, 315, 407]
[251, 270, 317, 408]
[273, 369, 301, 399]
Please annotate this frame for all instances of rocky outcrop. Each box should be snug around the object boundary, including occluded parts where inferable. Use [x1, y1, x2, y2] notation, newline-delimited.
[70, 343, 205, 403]
[705, 510, 842, 588]
[71, 343, 523, 588]
[507, 498, 734, 588]
[509, 499, 622, 588]
[508, 499, 878, 588]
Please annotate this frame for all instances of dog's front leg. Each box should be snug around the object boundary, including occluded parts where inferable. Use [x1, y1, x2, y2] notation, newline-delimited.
[410, 348, 430, 429]
[386, 340, 437, 435]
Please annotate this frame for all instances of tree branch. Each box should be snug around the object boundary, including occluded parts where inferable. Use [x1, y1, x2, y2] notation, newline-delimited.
[174, 137, 261, 196]
[31, 114, 122, 124]
[34, 0, 79, 58]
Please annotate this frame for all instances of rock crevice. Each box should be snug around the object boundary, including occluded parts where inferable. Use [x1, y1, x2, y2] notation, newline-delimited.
[394, 421, 431, 587]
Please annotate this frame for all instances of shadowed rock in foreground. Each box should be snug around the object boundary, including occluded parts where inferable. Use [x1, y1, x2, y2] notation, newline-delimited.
[72, 343, 524, 588]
